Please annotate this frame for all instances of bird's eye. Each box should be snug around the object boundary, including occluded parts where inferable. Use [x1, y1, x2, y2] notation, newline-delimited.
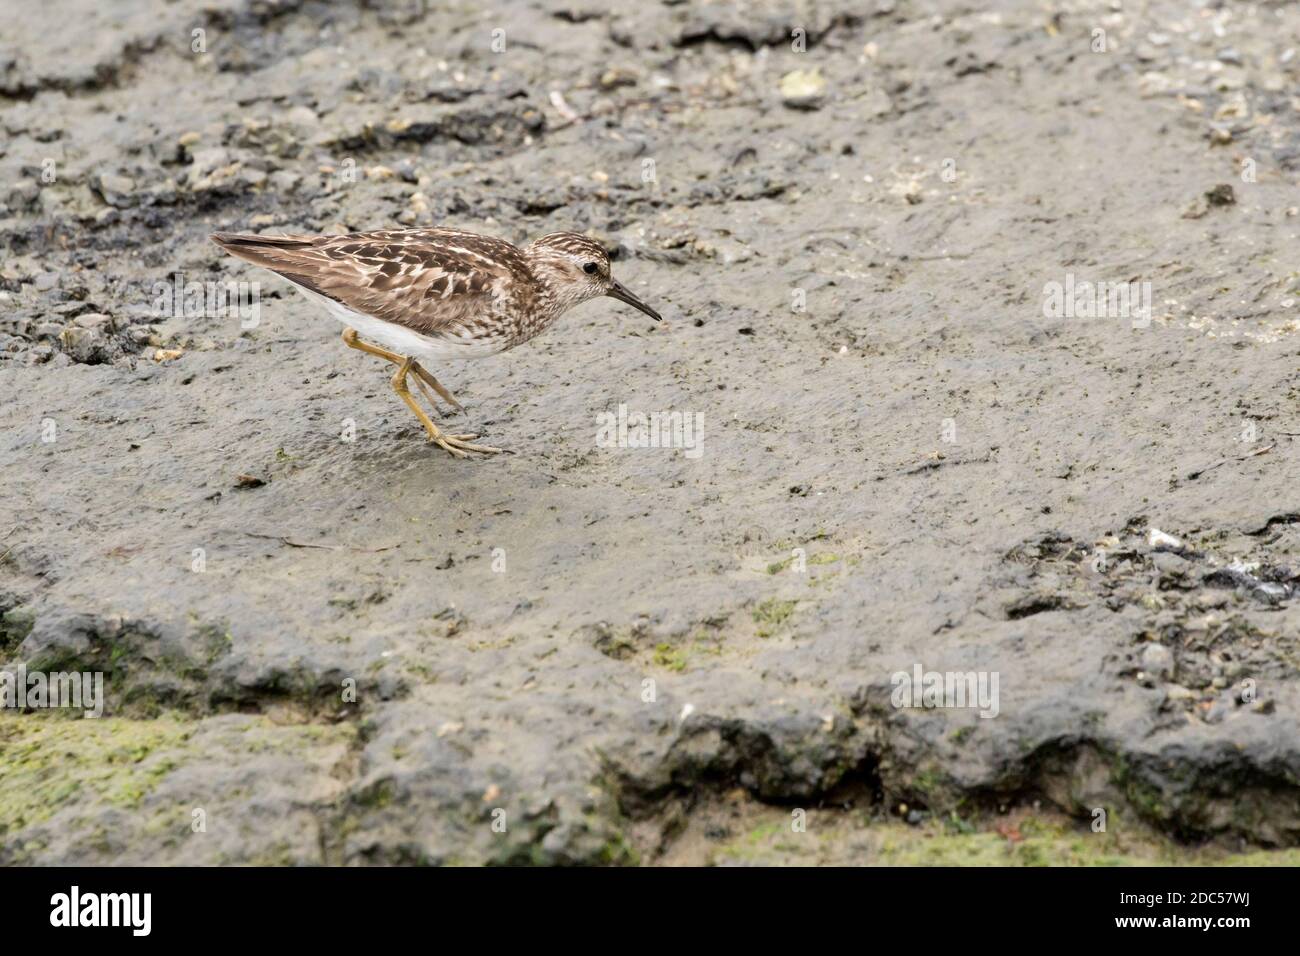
[583, 262, 599, 275]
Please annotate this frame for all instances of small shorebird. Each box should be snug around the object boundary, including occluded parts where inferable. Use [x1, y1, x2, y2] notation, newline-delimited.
[210, 228, 662, 457]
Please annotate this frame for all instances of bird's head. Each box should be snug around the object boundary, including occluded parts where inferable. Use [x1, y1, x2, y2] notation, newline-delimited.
[527, 233, 662, 322]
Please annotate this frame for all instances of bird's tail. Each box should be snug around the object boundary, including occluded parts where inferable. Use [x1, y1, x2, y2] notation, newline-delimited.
[210, 233, 345, 303]
[210, 232, 320, 267]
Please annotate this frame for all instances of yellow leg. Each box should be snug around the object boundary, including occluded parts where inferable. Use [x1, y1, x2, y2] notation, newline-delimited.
[413, 364, 465, 412]
[409, 362, 464, 412]
[342, 328, 465, 413]
[389, 357, 503, 458]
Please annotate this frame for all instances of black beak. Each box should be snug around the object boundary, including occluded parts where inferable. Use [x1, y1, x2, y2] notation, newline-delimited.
[606, 278, 662, 322]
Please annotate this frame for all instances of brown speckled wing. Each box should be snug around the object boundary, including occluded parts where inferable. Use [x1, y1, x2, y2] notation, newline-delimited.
[211, 228, 533, 337]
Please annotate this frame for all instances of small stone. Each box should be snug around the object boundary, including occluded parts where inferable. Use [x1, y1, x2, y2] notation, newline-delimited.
[154, 347, 184, 362]
[1194, 589, 1226, 608]
[178, 131, 202, 147]
[93, 172, 137, 208]
[780, 69, 827, 110]
[1141, 643, 1174, 679]
[1205, 183, 1236, 206]
[1164, 684, 1197, 702]
[58, 326, 104, 363]
[73, 313, 114, 332]
[1255, 582, 1288, 603]
[1152, 552, 1191, 578]
[598, 66, 640, 90]
[186, 148, 235, 190]
[149, 180, 178, 205]
[1138, 593, 1165, 611]
[393, 159, 419, 183]
[1203, 697, 1233, 724]
[7, 181, 39, 209]
[1148, 527, 1183, 551]
[268, 170, 302, 193]
[285, 105, 319, 127]
[26, 345, 54, 365]
[366, 165, 396, 181]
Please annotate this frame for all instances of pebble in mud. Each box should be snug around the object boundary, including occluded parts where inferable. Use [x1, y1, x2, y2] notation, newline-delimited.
[779, 69, 827, 110]
[1140, 644, 1175, 681]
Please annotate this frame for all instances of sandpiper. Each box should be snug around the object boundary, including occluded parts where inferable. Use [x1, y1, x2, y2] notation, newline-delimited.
[210, 228, 662, 457]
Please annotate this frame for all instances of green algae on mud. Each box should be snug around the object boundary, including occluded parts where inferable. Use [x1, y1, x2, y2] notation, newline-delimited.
[0, 712, 356, 863]
[692, 805, 1300, 868]
[752, 598, 798, 638]
[0, 713, 196, 836]
[0, 605, 35, 658]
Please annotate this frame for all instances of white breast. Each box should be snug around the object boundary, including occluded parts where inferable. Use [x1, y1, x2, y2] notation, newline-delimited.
[291, 284, 509, 361]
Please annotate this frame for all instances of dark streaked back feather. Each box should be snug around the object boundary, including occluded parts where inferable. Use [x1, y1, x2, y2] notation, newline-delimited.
[210, 228, 536, 337]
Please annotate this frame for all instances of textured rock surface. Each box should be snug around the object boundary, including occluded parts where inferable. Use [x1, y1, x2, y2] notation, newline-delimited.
[2, 0, 1299, 864]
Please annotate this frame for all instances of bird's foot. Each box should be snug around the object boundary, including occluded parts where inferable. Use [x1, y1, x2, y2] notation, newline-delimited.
[430, 432, 506, 458]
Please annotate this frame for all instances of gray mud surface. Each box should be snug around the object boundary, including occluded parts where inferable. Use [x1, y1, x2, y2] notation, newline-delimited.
[2, 0, 1299, 865]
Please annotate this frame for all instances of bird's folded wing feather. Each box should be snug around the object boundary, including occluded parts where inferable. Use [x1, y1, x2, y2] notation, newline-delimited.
[210, 229, 529, 336]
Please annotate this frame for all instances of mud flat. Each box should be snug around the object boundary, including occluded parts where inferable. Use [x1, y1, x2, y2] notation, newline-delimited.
[2, 0, 1299, 864]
